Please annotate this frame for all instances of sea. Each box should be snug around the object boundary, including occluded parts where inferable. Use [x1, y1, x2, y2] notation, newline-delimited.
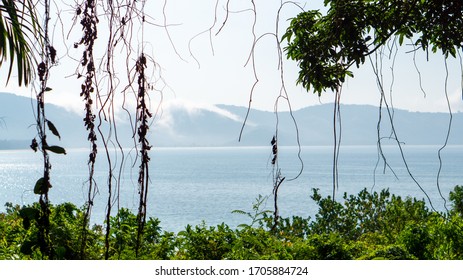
[0, 145, 462, 233]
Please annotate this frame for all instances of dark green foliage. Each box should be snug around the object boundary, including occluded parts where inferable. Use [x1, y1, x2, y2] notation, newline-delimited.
[1, 202, 90, 259]
[449, 185, 463, 216]
[1, 186, 463, 259]
[358, 244, 415, 260]
[227, 227, 294, 260]
[176, 223, 236, 260]
[428, 213, 463, 259]
[265, 215, 311, 241]
[283, 0, 463, 95]
[108, 208, 168, 260]
[305, 233, 352, 260]
[398, 223, 431, 259]
[309, 188, 431, 242]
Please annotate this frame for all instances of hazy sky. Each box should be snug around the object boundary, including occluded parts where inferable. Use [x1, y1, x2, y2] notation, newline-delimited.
[1, 0, 462, 113]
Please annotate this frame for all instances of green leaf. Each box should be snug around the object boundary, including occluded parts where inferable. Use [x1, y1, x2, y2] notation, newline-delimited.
[46, 120, 61, 140]
[20, 240, 34, 255]
[34, 178, 44, 194]
[19, 207, 39, 229]
[44, 145, 66, 155]
[45, 87, 52, 92]
[33, 177, 52, 195]
[22, 217, 31, 230]
[19, 207, 39, 220]
[399, 33, 405, 45]
[236, 223, 250, 228]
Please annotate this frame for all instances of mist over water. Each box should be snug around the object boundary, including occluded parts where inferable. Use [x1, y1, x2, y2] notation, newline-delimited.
[1, 145, 461, 233]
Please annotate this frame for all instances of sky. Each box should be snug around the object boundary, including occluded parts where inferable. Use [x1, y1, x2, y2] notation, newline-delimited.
[1, 0, 463, 114]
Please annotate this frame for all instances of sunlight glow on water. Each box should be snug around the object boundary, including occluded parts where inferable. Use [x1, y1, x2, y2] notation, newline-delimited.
[1, 145, 462, 232]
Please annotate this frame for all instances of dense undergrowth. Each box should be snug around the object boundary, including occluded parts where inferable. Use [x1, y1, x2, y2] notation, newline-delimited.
[1, 186, 463, 260]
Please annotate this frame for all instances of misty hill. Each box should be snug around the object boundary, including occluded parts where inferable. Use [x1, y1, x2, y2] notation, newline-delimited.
[0, 93, 87, 149]
[217, 104, 463, 146]
[1, 92, 462, 149]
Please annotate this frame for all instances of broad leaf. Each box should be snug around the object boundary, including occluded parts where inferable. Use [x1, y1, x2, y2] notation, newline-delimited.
[33, 177, 52, 194]
[46, 120, 61, 140]
[20, 240, 35, 255]
[44, 145, 66, 155]
[19, 207, 39, 220]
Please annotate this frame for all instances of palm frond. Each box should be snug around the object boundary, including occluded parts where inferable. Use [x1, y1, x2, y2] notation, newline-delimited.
[0, 0, 41, 86]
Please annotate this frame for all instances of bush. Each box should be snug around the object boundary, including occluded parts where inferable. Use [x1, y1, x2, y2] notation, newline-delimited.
[305, 233, 352, 260]
[1, 186, 463, 260]
[397, 223, 431, 259]
[358, 244, 415, 260]
[175, 222, 236, 260]
[108, 208, 169, 259]
[449, 185, 463, 217]
[227, 227, 294, 260]
[309, 188, 432, 243]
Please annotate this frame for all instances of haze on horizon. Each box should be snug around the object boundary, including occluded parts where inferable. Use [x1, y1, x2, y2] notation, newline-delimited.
[1, 0, 462, 114]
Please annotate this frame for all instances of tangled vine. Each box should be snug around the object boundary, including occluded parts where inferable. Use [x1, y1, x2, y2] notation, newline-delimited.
[74, 0, 98, 259]
[31, 0, 65, 259]
[134, 53, 152, 256]
[283, 0, 463, 199]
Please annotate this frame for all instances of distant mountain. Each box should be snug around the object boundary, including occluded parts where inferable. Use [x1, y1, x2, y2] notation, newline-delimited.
[217, 104, 463, 146]
[0, 92, 87, 149]
[1, 92, 462, 149]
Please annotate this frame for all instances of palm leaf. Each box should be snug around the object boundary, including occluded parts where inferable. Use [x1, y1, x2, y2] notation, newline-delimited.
[0, 0, 41, 86]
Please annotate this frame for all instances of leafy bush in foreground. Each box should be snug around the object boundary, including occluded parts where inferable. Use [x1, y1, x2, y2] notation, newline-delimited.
[1, 186, 463, 260]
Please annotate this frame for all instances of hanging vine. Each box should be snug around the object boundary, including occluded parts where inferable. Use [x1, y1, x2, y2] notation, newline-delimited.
[74, 0, 98, 259]
[97, 0, 132, 259]
[436, 57, 453, 212]
[134, 52, 152, 257]
[65, 0, 163, 258]
[30, 0, 65, 259]
[332, 85, 342, 198]
[218, 1, 305, 230]
[270, 135, 285, 232]
[283, 0, 463, 201]
[372, 45, 400, 190]
[369, 45, 436, 211]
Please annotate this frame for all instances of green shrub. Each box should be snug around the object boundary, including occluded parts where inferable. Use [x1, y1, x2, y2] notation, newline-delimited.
[175, 222, 236, 260]
[0, 203, 27, 259]
[397, 223, 431, 259]
[309, 188, 432, 243]
[305, 233, 352, 260]
[2, 186, 463, 260]
[108, 208, 173, 260]
[358, 244, 415, 260]
[449, 185, 463, 217]
[227, 227, 294, 260]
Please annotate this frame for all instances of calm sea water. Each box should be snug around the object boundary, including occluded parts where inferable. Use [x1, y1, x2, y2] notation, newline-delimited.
[0, 145, 462, 233]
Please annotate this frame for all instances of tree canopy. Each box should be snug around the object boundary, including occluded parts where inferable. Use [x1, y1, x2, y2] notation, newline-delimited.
[283, 0, 463, 95]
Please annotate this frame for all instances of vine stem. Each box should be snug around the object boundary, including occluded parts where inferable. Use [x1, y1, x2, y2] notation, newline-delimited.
[35, 0, 53, 259]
